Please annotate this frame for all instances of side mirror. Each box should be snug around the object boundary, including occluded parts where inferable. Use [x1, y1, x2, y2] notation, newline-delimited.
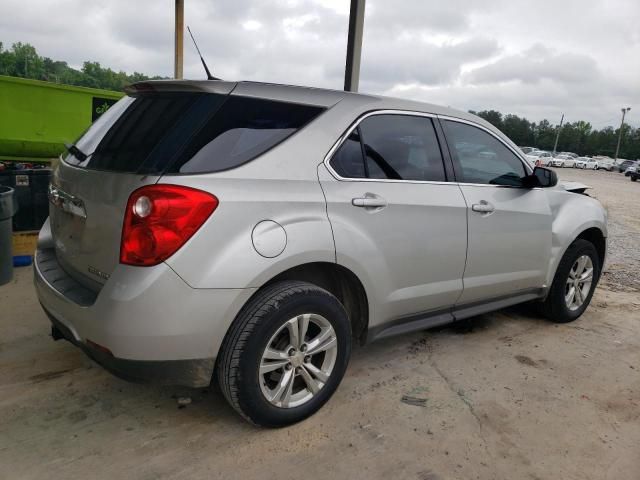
[525, 167, 558, 188]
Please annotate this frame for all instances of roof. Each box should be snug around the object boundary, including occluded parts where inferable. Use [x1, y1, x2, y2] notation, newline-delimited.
[129, 79, 478, 121]
[127, 78, 509, 146]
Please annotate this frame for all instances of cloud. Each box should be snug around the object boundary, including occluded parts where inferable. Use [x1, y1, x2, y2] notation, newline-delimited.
[0, 0, 637, 127]
[366, 1, 471, 33]
[385, 79, 627, 128]
[466, 44, 601, 85]
[360, 37, 499, 88]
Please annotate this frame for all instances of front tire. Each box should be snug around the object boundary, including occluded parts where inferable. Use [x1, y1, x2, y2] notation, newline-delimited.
[540, 239, 600, 323]
[217, 281, 351, 427]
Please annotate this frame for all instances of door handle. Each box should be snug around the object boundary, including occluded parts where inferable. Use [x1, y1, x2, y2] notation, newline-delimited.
[352, 196, 387, 208]
[471, 201, 495, 213]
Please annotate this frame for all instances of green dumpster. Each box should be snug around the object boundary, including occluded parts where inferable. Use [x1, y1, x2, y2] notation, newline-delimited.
[0, 75, 124, 163]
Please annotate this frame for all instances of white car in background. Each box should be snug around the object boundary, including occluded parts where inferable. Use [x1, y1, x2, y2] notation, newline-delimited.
[575, 157, 597, 169]
[527, 151, 553, 166]
[593, 156, 615, 171]
[550, 154, 577, 168]
[574, 157, 588, 169]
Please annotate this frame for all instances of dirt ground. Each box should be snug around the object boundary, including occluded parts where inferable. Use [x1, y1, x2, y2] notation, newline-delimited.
[1, 168, 638, 480]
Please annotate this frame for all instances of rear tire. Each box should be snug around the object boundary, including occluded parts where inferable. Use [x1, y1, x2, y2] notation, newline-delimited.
[217, 281, 351, 427]
[540, 239, 600, 323]
[632, 176, 637, 182]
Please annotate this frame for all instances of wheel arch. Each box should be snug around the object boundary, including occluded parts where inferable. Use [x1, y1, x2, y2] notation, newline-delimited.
[244, 262, 370, 344]
[546, 222, 607, 296]
[545, 189, 608, 294]
[575, 227, 606, 270]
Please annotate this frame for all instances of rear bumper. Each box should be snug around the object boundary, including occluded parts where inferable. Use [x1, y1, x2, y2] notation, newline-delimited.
[46, 307, 215, 386]
[34, 246, 256, 387]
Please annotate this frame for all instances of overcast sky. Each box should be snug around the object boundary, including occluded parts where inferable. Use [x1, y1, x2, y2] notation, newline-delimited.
[1, 0, 638, 127]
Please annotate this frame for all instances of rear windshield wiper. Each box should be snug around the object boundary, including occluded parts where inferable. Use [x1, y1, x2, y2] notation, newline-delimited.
[64, 143, 88, 162]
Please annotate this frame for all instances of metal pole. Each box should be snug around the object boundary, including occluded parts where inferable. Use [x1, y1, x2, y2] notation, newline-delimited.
[344, 0, 366, 92]
[614, 107, 631, 160]
[553, 113, 564, 154]
[174, 0, 184, 79]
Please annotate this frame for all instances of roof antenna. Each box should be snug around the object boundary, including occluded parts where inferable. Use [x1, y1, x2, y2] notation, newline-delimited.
[187, 26, 219, 80]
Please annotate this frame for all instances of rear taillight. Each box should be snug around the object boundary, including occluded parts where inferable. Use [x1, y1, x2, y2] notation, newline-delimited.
[120, 185, 218, 266]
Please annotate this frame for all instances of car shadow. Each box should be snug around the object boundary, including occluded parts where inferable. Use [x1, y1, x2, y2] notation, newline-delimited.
[349, 301, 551, 363]
[11, 303, 552, 432]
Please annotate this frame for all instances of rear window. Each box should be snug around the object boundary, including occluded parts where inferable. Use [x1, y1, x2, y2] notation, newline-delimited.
[65, 93, 324, 174]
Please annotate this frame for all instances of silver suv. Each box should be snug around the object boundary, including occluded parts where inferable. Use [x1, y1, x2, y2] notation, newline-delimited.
[35, 80, 607, 427]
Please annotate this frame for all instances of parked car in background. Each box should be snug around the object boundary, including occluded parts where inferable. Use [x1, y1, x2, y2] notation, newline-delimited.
[596, 158, 615, 171]
[616, 159, 635, 173]
[624, 161, 640, 176]
[581, 156, 614, 171]
[550, 154, 577, 168]
[520, 147, 536, 155]
[34, 79, 608, 427]
[575, 157, 596, 169]
[528, 151, 553, 166]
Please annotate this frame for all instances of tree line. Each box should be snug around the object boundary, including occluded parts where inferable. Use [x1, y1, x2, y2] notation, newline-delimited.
[0, 41, 164, 92]
[470, 110, 639, 160]
[1, 41, 638, 160]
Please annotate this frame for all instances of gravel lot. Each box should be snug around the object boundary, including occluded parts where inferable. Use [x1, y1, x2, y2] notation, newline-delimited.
[559, 169, 640, 291]
[0, 168, 638, 480]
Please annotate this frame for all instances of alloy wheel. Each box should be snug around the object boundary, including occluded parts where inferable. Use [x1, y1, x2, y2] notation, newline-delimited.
[259, 313, 338, 408]
[565, 255, 594, 311]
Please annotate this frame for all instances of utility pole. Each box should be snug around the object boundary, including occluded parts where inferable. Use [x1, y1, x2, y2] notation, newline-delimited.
[344, 0, 366, 92]
[614, 107, 631, 160]
[174, 0, 184, 79]
[553, 113, 564, 154]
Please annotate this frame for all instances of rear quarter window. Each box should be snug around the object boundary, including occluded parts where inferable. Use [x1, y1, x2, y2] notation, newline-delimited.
[171, 96, 324, 174]
[64, 93, 324, 175]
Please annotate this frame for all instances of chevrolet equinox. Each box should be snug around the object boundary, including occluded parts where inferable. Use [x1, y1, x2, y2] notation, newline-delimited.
[35, 80, 607, 426]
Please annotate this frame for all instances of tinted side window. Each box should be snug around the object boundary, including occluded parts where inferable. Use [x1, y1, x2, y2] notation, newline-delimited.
[65, 93, 324, 174]
[329, 130, 366, 178]
[172, 96, 324, 173]
[359, 115, 446, 182]
[442, 120, 526, 186]
[81, 93, 207, 173]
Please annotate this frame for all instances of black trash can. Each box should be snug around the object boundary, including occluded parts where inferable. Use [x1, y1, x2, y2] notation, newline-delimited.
[31, 169, 52, 231]
[0, 186, 18, 285]
[0, 168, 51, 232]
